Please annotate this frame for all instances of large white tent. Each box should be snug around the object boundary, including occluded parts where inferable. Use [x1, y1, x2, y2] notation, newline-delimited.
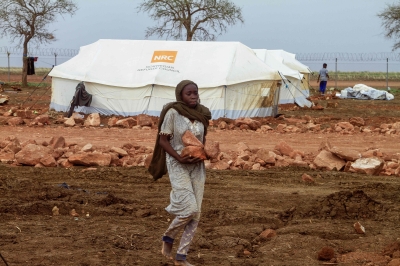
[253, 49, 311, 108]
[49, 39, 281, 119]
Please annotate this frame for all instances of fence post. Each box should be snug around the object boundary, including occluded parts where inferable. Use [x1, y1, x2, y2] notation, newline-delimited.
[54, 53, 57, 66]
[386, 58, 389, 90]
[335, 58, 337, 90]
[7, 51, 10, 82]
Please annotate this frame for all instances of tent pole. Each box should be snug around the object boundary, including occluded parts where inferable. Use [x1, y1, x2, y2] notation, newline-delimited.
[144, 84, 154, 115]
[224, 85, 227, 117]
[386, 58, 389, 90]
[7, 51, 10, 82]
[335, 58, 337, 90]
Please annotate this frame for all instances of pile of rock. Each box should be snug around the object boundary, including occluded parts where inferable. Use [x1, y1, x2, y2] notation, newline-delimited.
[205, 139, 399, 177]
[0, 135, 153, 168]
[3, 108, 400, 138]
[1, 134, 399, 177]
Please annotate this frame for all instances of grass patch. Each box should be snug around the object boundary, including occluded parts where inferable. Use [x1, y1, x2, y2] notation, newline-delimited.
[0, 67, 52, 76]
[310, 71, 400, 81]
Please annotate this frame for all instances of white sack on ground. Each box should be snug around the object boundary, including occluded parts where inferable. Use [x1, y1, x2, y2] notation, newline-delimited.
[340, 84, 394, 100]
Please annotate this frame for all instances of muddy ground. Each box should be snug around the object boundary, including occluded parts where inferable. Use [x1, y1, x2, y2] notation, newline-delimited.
[1, 74, 400, 266]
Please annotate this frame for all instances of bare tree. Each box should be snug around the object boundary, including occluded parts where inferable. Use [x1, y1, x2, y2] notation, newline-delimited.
[378, 2, 400, 50]
[0, 0, 77, 86]
[137, 0, 244, 41]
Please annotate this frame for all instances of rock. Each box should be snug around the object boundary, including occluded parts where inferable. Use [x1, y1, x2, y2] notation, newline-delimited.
[64, 117, 75, 127]
[236, 142, 249, 153]
[116, 117, 136, 128]
[301, 173, 315, 183]
[276, 123, 287, 133]
[313, 150, 346, 171]
[49, 136, 65, 149]
[349, 117, 365, 127]
[306, 123, 320, 131]
[243, 250, 251, 256]
[353, 221, 365, 234]
[71, 113, 85, 124]
[274, 141, 294, 156]
[343, 161, 352, 172]
[144, 154, 152, 168]
[107, 117, 118, 127]
[256, 149, 276, 164]
[15, 144, 52, 166]
[15, 110, 35, 119]
[52, 206, 59, 216]
[260, 125, 273, 132]
[204, 141, 220, 160]
[7, 117, 24, 126]
[137, 114, 153, 127]
[252, 163, 261, 170]
[81, 143, 93, 152]
[40, 155, 57, 167]
[259, 229, 277, 240]
[336, 121, 354, 131]
[58, 159, 73, 168]
[110, 147, 128, 157]
[234, 117, 261, 130]
[181, 146, 207, 160]
[84, 113, 101, 127]
[3, 137, 21, 154]
[392, 122, 400, 130]
[52, 147, 65, 159]
[388, 259, 400, 266]
[350, 157, 384, 175]
[361, 149, 382, 158]
[238, 153, 250, 161]
[0, 117, 10, 125]
[33, 114, 50, 125]
[68, 152, 112, 166]
[317, 246, 335, 261]
[213, 161, 230, 170]
[182, 130, 203, 147]
[0, 150, 15, 163]
[330, 146, 361, 161]
[218, 121, 227, 130]
[70, 209, 79, 217]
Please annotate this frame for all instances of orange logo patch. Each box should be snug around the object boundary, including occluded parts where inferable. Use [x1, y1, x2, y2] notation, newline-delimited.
[151, 51, 178, 63]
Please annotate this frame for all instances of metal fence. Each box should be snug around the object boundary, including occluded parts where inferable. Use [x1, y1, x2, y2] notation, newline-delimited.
[1, 47, 400, 86]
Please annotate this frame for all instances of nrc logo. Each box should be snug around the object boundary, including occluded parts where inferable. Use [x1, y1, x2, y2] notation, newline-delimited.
[151, 51, 178, 63]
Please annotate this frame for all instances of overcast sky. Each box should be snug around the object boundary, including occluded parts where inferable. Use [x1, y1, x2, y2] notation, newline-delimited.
[0, 0, 398, 71]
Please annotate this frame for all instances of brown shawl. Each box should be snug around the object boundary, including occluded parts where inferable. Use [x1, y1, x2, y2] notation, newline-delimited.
[148, 80, 212, 181]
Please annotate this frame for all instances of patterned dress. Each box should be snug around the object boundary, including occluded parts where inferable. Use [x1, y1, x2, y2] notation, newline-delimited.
[160, 108, 206, 220]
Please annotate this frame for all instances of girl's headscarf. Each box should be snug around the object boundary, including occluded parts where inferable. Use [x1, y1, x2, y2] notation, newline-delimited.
[148, 80, 212, 181]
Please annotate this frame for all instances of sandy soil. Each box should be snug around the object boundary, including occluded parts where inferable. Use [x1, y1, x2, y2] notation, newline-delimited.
[1, 74, 400, 265]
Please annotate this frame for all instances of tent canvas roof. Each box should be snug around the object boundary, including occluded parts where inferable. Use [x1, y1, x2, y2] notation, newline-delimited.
[253, 49, 302, 79]
[49, 39, 280, 88]
[267, 49, 311, 74]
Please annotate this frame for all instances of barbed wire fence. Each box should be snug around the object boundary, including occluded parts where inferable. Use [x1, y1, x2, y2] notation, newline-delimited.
[0, 47, 79, 81]
[295, 52, 400, 90]
[1, 48, 400, 88]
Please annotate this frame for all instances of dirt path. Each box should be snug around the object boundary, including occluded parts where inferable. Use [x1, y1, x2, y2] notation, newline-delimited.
[1, 74, 400, 265]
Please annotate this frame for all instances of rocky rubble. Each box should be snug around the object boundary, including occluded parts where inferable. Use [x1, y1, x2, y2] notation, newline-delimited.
[0, 135, 153, 168]
[2, 108, 400, 137]
[1, 133, 399, 178]
[2, 109, 400, 177]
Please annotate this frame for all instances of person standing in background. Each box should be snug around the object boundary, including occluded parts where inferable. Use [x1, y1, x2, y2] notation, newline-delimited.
[317, 63, 329, 95]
